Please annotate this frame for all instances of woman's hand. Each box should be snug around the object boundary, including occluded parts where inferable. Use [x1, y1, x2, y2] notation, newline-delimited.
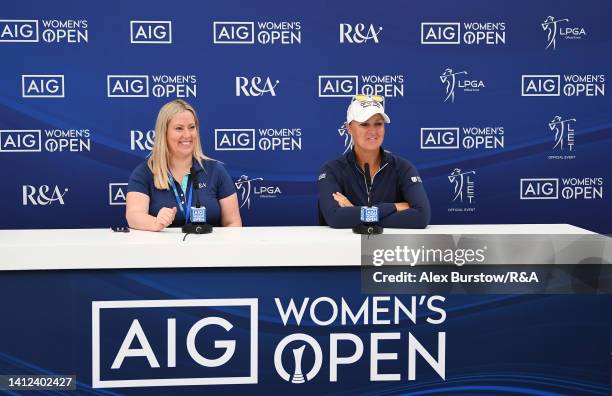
[333, 192, 354, 207]
[154, 207, 177, 231]
[394, 202, 410, 211]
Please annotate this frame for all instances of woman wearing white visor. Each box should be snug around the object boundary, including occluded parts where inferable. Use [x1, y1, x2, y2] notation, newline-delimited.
[317, 95, 431, 228]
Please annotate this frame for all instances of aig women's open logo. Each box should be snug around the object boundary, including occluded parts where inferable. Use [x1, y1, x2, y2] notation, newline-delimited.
[0, 129, 91, 153]
[318, 75, 404, 97]
[421, 22, 506, 45]
[107, 75, 197, 98]
[520, 178, 603, 200]
[0, 19, 88, 43]
[215, 128, 302, 151]
[213, 21, 301, 45]
[92, 299, 258, 388]
[521, 74, 605, 96]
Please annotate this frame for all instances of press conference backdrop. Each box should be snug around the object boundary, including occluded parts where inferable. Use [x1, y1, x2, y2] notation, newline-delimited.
[1, 0, 611, 232]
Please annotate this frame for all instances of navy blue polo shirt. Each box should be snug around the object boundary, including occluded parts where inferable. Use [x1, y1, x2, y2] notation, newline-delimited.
[318, 148, 431, 229]
[128, 158, 236, 227]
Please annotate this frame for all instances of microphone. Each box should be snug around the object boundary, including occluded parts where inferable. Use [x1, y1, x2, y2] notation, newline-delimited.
[190, 167, 201, 208]
[353, 162, 383, 235]
[364, 163, 372, 206]
[182, 166, 213, 235]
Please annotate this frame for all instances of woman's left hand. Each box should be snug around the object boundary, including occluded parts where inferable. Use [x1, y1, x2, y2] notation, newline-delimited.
[333, 192, 354, 207]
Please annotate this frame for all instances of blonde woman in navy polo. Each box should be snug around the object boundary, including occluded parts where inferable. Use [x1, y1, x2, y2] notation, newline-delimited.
[126, 100, 242, 231]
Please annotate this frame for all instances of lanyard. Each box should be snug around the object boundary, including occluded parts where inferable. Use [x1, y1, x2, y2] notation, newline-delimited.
[169, 174, 193, 224]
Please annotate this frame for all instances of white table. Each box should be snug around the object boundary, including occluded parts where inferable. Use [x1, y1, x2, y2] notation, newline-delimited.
[0, 224, 594, 271]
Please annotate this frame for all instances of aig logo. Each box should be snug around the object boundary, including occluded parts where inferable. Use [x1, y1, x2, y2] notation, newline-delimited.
[339, 23, 382, 44]
[107, 75, 149, 97]
[319, 76, 358, 97]
[421, 128, 459, 149]
[520, 178, 559, 199]
[214, 22, 254, 44]
[236, 76, 279, 96]
[22, 185, 68, 205]
[216, 129, 255, 151]
[92, 299, 258, 388]
[421, 23, 460, 44]
[0, 20, 38, 42]
[130, 21, 172, 44]
[109, 183, 127, 205]
[522, 75, 560, 96]
[0, 130, 41, 152]
[22, 75, 64, 98]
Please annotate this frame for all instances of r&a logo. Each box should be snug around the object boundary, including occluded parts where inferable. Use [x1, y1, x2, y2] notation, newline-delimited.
[339, 23, 382, 44]
[22, 185, 68, 205]
[236, 77, 279, 96]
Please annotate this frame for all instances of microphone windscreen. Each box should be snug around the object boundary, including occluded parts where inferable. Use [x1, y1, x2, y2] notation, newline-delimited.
[360, 206, 379, 223]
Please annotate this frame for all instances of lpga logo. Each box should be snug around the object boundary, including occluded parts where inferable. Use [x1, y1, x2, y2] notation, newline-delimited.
[448, 168, 475, 204]
[337, 123, 353, 154]
[440, 68, 484, 103]
[235, 175, 261, 209]
[541, 16, 586, 50]
[235, 175, 281, 210]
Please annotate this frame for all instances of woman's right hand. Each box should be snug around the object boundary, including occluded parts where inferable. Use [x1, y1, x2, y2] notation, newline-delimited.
[154, 207, 177, 231]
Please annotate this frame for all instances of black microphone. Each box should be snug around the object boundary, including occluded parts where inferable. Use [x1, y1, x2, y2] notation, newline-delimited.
[182, 166, 212, 236]
[364, 163, 372, 206]
[190, 167, 202, 208]
[353, 162, 383, 235]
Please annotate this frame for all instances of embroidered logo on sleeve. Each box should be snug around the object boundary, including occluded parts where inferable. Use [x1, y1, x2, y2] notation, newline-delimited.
[411, 176, 422, 183]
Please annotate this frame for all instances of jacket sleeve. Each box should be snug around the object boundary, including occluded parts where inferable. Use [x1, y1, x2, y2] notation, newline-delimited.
[317, 165, 364, 228]
[379, 161, 431, 229]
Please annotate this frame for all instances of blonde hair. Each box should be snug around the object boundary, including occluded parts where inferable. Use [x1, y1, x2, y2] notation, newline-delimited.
[147, 99, 209, 189]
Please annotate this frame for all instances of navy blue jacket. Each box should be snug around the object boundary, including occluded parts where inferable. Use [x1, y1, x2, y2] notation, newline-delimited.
[318, 149, 430, 228]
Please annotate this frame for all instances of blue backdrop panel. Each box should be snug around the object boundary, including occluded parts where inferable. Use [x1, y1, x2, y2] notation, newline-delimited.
[0, 0, 610, 232]
[0, 268, 609, 394]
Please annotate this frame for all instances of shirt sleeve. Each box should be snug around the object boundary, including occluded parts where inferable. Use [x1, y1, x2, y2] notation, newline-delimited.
[317, 164, 364, 228]
[127, 162, 151, 196]
[379, 161, 431, 229]
[215, 162, 237, 199]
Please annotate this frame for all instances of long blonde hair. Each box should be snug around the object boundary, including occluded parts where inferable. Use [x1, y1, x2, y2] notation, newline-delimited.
[147, 99, 209, 189]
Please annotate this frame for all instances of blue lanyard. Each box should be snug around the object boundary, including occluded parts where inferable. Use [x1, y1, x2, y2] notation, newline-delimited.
[169, 174, 193, 224]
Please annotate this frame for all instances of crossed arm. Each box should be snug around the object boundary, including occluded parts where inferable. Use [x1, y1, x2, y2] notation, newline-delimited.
[318, 168, 430, 229]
